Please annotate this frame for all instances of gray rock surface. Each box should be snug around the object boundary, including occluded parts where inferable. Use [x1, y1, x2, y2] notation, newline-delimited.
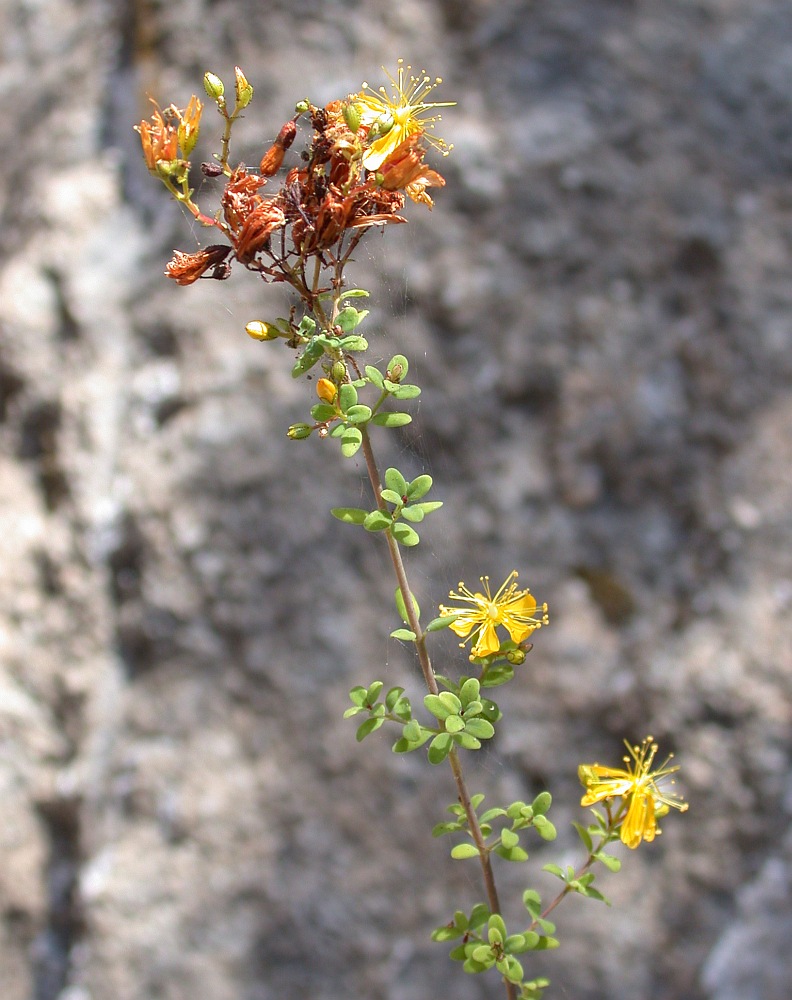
[1, 1, 791, 999]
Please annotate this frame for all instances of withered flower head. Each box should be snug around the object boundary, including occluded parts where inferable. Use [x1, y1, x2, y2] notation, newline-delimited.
[378, 135, 446, 209]
[259, 120, 298, 177]
[233, 201, 288, 263]
[135, 101, 179, 173]
[221, 165, 268, 232]
[165, 245, 232, 285]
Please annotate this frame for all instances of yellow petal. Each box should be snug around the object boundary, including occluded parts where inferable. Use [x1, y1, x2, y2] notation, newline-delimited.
[471, 621, 500, 658]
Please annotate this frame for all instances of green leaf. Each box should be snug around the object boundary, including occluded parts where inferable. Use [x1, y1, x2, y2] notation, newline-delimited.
[345, 404, 372, 423]
[445, 715, 466, 734]
[595, 851, 622, 873]
[400, 506, 425, 523]
[428, 732, 453, 764]
[348, 686, 368, 706]
[453, 732, 482, 751]
[363, 510, 392, 531]
[410, 501, 443, 516]
[438, 691, 463, 714]
[503, 956, 525, 984]
[391, 383, 421, 399]
[469, 904, 491, 930]
[385, 687, 405, 710]
[337, 335, 368, 352]
[463, 718, 495, 740]
[480, 663, 515, 688]
[291, 338, 324, 377]
[572, 821, 593, 852]
[340, 427, 363, 457]
[356, 717, 384, 741]
[342, 706, 363, 718]
[365, 681, 383, 702]
[338, 383, 358, 410]
[425, 614, 460, 633]
[459, 677, 481, 706]
[386, 354, 409, 380]
[501, 828, 519, 849]
[339, 288, 370, 299]
[532, 791, 552, 816]
[495, 845, 529, 862]
[390, 627, 416, 641]
[480, 807, 508, 823]
[336, 306, 369, 331]
[532, 815, 557, 841]
[310, 403, 337, 421]
[450, 843, 480, 860]
[424, 694, 453, 721]
[432, 821, 462, 838]
[371, 411, 412, 427]
[391, 522, 420, 546]
[394, 586, 420, 624]
[380, 489, 403, 506]
[522, 890, 542, 916]
[406, 474, 433, 500]
[331, 507, 368, 524]
[542, 863, 567, 881]
[364, 365, 384, 388]
[384, 467, 408, 495]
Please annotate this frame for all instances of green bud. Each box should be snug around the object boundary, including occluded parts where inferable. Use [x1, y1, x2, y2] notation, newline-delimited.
[295, 99, 311, 114]
[331, 360, 347, 382]
[287, 423, 312, 440]
[343, 101, 362, 133]
[204, 72, 225, 100]
[245, 320, 279, 341]
[506, 648, 527, 665]
[234, 66, 254, 109]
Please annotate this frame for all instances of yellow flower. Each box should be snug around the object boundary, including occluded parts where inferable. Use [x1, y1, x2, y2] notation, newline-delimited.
[579, 737, 689, 849]
[356, 59, 455, 171]
[438, 571, 548, 659]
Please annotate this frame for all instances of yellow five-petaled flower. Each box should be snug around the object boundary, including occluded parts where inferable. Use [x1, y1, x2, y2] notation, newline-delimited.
[438, 570, 548, 660]
[356, 59, 455, 171]
[578, 737, 689, 849]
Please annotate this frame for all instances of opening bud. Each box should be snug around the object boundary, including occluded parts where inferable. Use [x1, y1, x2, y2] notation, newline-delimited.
[246, 321, 279, 341]
[234, 66, 254, 109]
[316, 378, 338, 403]
[204, 73, 225, 100]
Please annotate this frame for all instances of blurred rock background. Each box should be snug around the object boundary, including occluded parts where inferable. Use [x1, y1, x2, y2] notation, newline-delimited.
[1, 0, 791, 998]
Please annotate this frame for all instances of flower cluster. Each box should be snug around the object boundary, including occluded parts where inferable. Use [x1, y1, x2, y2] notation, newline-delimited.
[578, 737, 689, 849]
[134, 64, 453, 288]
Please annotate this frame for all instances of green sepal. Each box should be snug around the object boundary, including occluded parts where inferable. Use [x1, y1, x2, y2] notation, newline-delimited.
[394, 586, 420, 624]
[390, 627, 416, 641]
[391, 522, 419, 546]
[450, 843, 480, 860]
[406, 474, 432, 500]
[345, 404, 372, 423]
[340, 427, 363, 457]
[363, 510, 392, 531]
[331, 507, 368, 524]
[371, 412, 412, 427]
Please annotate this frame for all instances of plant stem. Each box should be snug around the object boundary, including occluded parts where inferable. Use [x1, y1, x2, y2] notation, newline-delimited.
[360, 427, 517, 1000]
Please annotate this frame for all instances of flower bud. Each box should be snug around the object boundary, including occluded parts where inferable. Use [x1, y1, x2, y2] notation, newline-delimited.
[287, 423, 313, 440]
[295, 99, 311, 114]
[506, 648, 527, 665]
[316, 378, 337, 403]
[331, 361, 347, 382]
[204, 72, 225, 100]
[245, 321, 279, 341]
[234, 66, 254, 109]
[343, 101, 362, 133]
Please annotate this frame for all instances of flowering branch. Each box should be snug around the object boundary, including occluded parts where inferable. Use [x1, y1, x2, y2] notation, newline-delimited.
[135, 62, 688, 1000]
